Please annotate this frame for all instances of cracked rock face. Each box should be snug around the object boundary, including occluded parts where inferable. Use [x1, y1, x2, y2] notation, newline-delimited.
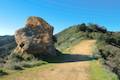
[14, 16, 56, 56]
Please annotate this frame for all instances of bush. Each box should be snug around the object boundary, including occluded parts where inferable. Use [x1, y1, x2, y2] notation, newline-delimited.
[79, 23, 87, 31]
[4, 61, 23, 70]
[21, 60, 47, 68]
[11, 65, 23, 70]
[88, 23, 107, 33]
[0, 69, 7, 76]
[4, 60, 47, 70]
[22, 53, 35, 61]
[5, 54, 47, 70]
[9, 51, 39, 61]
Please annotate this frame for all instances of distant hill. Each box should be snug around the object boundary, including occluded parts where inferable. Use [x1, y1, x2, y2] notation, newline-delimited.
[0, 36, 16, 58]
[0, 35, 16, 68]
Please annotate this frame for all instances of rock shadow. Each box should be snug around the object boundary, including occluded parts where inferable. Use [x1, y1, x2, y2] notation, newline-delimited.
[42, 53, 96, 63]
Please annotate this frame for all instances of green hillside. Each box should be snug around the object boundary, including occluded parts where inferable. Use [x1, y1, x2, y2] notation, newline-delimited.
[55, 23, 107, 51]
[55, 23, 120, 79]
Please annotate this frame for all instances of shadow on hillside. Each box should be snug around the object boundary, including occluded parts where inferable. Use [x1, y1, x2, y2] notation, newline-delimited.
[42, 53, 96, 63]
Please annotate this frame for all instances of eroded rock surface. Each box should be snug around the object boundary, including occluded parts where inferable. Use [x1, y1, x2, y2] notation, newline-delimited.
[14, 16, 56, 56]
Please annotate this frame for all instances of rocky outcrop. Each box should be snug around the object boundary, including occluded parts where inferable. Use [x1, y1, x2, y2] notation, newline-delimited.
[14, 16, 56, 56]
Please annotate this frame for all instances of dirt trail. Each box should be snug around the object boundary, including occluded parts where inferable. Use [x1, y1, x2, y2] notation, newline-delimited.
[36, 40, 96, 80]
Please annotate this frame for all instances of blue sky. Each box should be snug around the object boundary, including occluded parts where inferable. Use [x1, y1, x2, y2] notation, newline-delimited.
[0, 0, 120, 35]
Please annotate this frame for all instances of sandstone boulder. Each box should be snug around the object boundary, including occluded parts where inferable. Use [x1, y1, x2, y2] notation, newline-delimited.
[14, 16, 56, 56]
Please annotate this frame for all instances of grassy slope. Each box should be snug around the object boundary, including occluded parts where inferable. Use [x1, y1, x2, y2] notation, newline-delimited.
[89, 42, 118, 80]
[90, 60, 118, 80]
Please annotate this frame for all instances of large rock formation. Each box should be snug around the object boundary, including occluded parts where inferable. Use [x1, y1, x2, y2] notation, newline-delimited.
[14, 16, 56, 56]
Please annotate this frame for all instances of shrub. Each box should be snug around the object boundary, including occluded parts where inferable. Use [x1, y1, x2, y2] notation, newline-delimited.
[11, 65, 23, 70]
[4, 60, 47, 70]
[0, 69, 7, 76]
[22, 53, 35, 61]
[5, 53, 47, 70]
[21, 60, 47, 68]
[88, 23, 107, 33]
[79, 23, 87, 32]
[4, 61, 23, 70]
